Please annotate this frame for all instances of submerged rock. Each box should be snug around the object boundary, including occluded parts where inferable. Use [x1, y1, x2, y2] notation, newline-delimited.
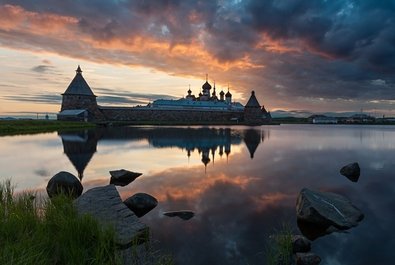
[109, 169, 142, 187]
[340, 162, 360, 182]
[46, 171, 83, 198]
[124, 193, 158, 217]
[295, 252, 321, 265]
[163, 210, 195, 220]
[292, 235, 311, 253]
[296, 188, 363, 233]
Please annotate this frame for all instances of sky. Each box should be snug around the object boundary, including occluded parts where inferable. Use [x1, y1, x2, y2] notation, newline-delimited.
[0, 0, 395, 118]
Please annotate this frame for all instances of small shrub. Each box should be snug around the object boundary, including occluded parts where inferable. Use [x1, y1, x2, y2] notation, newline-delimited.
[265, 223, 293, 265]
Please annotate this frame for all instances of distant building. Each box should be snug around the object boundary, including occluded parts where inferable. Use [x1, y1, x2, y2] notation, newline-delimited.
[58, 66, 271, 124]
[346, 114, 375, 123]
[312, 116, 338, 124]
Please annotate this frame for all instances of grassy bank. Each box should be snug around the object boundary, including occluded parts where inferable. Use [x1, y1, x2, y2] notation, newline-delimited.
[0, 180, 174, 265]
[0, 179, 119, 264]
[0, 120, 96, 136]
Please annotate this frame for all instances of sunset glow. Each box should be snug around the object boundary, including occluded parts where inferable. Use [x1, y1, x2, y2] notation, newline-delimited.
[1, 1, 395, 117]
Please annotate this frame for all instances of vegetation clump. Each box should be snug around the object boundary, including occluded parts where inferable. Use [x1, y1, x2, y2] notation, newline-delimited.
[265, 224, 294, 265]
[0, 179, 119, 265]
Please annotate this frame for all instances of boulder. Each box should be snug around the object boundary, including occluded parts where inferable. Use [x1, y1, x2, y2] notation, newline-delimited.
[46, 171, 83, 198]
[163, 210, 195, 220]
[124, 193, 158, 217]
[74, 185, 148, 247]
[296, 188, 364, 230]
[292, 235, 311, 253]
[295, 252, 321, 265]
[109, 169, 142, 187]
[340, 162, 360, 182]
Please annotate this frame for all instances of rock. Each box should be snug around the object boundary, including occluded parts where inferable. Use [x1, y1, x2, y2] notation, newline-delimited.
[295, 252, 321, 265]
[292, 235, 311, 253]
[297, 219, 341, 241]
[109, 169, 142, 186]
[124, 193, 158, 217]
[46, 171, 83, 198]
[74, 185, 148, 247]
[296, 188, 364, 230]
[340, 162, 360, 182]
[163, 210, 195, 220]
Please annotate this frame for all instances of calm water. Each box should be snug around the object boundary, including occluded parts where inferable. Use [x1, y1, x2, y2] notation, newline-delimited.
[1, 125, 395, 265]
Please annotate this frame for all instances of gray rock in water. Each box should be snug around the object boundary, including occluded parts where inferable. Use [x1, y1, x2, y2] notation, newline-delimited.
[292, 235, 311, 253]
[109, 169, 142, 187]
[46, 171, 83, 198]
[124, 193, 158, 217]
[340, 162, 360, 182]
[295, 252, 321, 265]
[74, 185, 148, 247]
[296, 188, 364, 230]
[163, 210, 195, 220]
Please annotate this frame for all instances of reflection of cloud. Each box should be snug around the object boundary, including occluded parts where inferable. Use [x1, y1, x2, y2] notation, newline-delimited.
[34, 168, 50, 177]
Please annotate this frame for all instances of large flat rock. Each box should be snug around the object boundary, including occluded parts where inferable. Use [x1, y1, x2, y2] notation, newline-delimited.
[74, 185, 147, 247]
[296, 188, 364, 230]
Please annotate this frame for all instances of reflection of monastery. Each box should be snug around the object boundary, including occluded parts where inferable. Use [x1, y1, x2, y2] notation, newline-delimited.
[58, 66, 271, 124]
[59, 127, 265, 178]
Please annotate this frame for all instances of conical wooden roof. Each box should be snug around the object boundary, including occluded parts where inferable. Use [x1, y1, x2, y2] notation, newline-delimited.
[245, 91, 260, 107]
[63, 66, 95, 96]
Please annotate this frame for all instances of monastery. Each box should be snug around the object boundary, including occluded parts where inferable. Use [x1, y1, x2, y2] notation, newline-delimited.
[58, 66, 271, 124]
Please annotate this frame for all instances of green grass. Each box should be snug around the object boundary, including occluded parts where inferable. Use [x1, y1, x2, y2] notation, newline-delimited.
[0, 179, 174, 265]
[0, 179, 119, 265]
[265, 223, 294, 265]
[0, 120, 96, 136]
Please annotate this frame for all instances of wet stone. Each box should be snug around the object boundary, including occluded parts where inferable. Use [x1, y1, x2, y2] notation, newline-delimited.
[340, 162, 360, 182]
[292, 235, 311, 253]
[124, 193, 158, 217]
[74, 184, 147, 247]
[46, 171, 83, 199]
[109, 169, 142, 187]
[163, 210, 195, 220]
[295, 252, 321, 265]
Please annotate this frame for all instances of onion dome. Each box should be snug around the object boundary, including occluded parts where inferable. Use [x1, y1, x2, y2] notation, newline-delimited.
[225, 90, 232, 97]
[202, 81, 212, 90]
[219, 90, 225, 96]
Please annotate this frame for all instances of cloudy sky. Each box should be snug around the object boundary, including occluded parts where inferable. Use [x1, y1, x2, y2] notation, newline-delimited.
[1, 0, 395, 117]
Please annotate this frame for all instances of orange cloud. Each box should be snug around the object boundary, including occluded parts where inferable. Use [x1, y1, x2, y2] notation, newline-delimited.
[0, 5, 78, 36]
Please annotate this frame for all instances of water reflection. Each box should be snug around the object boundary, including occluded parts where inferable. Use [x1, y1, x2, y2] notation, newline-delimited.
[59, 127, 265, 176]
[2, 125, 395, 264]
[60, 130, 98, 179]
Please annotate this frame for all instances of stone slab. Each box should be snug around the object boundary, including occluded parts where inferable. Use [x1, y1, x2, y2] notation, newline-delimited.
[74, 184, 147, 247]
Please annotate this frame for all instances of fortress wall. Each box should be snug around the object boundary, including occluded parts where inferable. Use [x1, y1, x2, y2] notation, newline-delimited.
[99, 107, 244, 122]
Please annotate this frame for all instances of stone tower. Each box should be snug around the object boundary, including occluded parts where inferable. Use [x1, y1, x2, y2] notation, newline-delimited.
[60, 66, 103, 121]
[244, 91, 270, 124]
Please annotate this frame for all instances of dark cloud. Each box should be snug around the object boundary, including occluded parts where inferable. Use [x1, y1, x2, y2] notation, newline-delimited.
[2, 94, 61, 104]
[1, 0, 395, 112]
[31, 64, 54, 73]
[94, 87, 178, 106]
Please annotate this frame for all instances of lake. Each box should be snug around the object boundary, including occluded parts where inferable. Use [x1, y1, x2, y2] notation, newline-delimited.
[1, 124, 394, 265]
